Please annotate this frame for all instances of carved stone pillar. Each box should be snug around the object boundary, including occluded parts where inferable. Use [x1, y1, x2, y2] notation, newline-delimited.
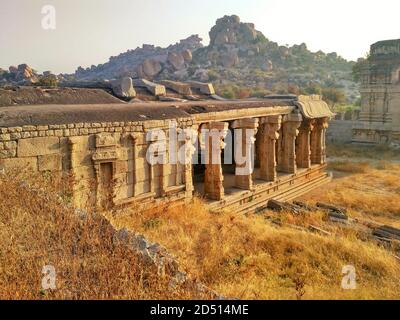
[92, 134, 119, 210]
[311, 117, 329, 165]
[259, 115, 282, 182]
[67, 138, 78, 207]
[129, 133, 139, 197]
[203, 122, 229, 200]
[182, 127, 197, 198]
[280, 113, 302, 174]
[296, 119, 315, 169]
[147, 129, 167, 197]
[231, 118, 259, 190]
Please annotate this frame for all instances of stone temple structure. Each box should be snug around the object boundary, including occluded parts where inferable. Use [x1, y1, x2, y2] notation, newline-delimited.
[353, 39, 400, 145]
[0, 81, 333, 214]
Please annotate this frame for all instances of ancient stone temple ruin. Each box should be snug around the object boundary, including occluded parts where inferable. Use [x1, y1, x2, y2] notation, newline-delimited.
[353, 39, 400, 145]
[0, 81, 333, 214]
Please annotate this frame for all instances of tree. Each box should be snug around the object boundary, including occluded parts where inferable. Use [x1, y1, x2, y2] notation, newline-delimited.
[321, 87, 346, 109]
[38, 74, 58, 87]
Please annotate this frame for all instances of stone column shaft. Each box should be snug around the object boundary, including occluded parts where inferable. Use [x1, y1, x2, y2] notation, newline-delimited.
[183, 127, 196, 197]
[232, 118, 259, 190]
[259, 115, 282, 182]
[311, 117, 329, 165]
[296, 120, 314, 169]
[203, 122, 229, 200]
[280, 113, 302, 174]
[147, 130, 167, 196]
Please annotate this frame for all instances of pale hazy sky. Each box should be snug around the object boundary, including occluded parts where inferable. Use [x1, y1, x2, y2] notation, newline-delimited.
[1, 0, 399, 74]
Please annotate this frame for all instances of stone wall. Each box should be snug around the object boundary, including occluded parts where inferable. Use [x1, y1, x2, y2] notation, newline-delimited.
[0, 119, 193, 211]
[327, 120, 357, 144]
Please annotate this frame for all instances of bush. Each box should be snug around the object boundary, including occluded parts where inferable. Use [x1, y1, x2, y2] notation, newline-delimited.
[38, 75, 58, 87]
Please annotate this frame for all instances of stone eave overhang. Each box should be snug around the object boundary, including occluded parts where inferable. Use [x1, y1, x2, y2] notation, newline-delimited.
[0, 99, 297, 128]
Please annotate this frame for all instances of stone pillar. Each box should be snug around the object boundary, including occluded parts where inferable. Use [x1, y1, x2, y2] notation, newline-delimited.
[128, 134, 138, 197]
[147, 129, 167, 197]
[203, 122, 229, 200]
[231, 118, 259, 190]
[311, 117, 329, 165]
[68, 138, 79, 207]
[296, 119, 314, 169]
[280, 113, 302, 174]
[182, 127, 197, 198]
[259, 115, 282, 182]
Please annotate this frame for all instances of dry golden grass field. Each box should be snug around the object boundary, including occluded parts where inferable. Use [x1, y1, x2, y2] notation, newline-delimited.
[1, 144, 399, 300]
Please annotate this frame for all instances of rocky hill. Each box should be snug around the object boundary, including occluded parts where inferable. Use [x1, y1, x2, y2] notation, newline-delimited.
[0, 15, 358, 101]
[70, 15, 356, 100]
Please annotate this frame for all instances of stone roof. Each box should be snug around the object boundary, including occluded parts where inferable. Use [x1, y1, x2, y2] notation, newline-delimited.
[0, 87, 123, 107]
[0, 99, 296, 127]
[0, 84, 332, 127]
[295, 95, 335, 119]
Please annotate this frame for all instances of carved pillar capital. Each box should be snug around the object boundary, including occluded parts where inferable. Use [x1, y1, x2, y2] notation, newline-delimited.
[232, 118, 259, 130]
[261, 115, 282, 140]
[315, 117, 329, 129]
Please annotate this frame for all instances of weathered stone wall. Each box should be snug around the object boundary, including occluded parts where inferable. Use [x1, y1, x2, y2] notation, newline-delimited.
[0, 119, 193, 211]
[327, 120, 357, 144]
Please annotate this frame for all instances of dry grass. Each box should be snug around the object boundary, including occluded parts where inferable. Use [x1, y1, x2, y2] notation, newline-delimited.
[328, 160, 371, 173]
[0, 170, 199, 300]
[110, 198, 400, 300]
[327, 143, 400, 161]
[309, 152, 400, 227]
[322, 143, 400, 225]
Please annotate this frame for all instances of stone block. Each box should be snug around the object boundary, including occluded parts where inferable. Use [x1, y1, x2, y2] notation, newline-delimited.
[0, 149, 17, 158]
[38, 154, 62, 172]
[135, 181, 151, 195]
[167, 174, 177, 187]
[134, 157, 149, 171]
[153, 164, 163, 178]
[10, 133, 22, 140]
[0, 157, 37, 171]
[17, 137, 59, 157]
[115, 184, 134, 200]
[187, 81, 215, 95]
[69, 136, 95, 151]
[133, 78, 166, 96]
[115, 173, 128, 185]
[71, 152, 93, 167]
[72, 166, 95, 181]
[116, 160, 129, 174]
[0, 134, 11, 141]
[135, 167, 150, 182]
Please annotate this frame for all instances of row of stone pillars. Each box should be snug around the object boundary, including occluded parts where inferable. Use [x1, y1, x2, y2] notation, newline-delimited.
[202, 115, 329, 201]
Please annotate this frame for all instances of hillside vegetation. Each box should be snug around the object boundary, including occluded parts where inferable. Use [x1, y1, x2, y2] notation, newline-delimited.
[0, 170, 198, 300]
